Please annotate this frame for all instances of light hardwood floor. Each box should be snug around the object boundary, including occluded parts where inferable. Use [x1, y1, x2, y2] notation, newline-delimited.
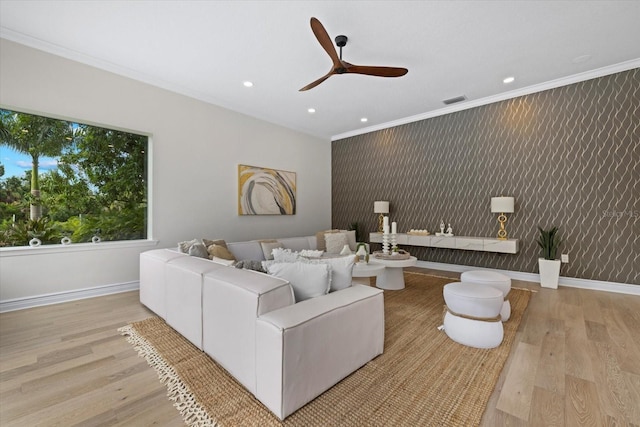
[1, 269, 639, 426]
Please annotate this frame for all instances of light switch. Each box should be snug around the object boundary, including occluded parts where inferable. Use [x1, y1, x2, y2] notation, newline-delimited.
[561, 253, 569, 263]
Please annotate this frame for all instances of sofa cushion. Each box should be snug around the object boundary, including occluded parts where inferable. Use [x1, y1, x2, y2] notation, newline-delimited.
[202, 238, 228, 249]
[227, 241, 265, 261]
[208, 244, 237, 261]
[277, 237, 313, 252]
[266, 262, 331, 302]
[261, 241, 285, 260]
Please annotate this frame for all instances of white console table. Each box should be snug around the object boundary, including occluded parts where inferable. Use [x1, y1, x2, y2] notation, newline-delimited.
[370, 233, 519, 254]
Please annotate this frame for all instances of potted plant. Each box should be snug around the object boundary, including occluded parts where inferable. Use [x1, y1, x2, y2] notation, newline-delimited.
[537, 226, 562, 289]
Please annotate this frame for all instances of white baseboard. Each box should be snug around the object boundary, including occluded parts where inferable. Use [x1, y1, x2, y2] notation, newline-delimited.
[0, 281, 140, 313]
[415, 261, 640, 296]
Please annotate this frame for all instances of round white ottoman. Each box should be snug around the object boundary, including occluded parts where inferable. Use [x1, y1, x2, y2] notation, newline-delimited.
[461, 270, 512, 321]
[443, 282, 504, 349]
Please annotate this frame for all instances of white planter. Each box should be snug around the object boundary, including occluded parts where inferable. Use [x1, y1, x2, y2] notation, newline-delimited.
[538, 258, 561, 289]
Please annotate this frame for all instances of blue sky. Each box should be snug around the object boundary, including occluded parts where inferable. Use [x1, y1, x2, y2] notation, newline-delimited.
[1, 145, 58, 179]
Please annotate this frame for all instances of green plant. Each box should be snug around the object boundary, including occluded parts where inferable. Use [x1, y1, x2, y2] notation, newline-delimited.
[1, 217, 60, 246]
[537, 226, 562, 260]
[349, 221, 361, 242]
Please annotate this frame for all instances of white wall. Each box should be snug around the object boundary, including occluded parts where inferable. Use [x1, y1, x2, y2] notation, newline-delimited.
[0, 39, 331, 302]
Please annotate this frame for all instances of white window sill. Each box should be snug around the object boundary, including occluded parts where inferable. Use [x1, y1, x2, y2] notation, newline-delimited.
[0, 239, 159, 257]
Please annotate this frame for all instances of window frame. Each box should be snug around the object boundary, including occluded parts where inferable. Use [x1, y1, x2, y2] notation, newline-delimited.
[0, 105, 154, 250]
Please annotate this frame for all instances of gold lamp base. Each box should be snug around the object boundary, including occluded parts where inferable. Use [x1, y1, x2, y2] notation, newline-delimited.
[378, 213, 385, 233]
[496, 213, 508, 240]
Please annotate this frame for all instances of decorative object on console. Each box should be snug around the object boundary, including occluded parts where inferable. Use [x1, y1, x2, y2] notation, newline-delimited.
[408, 229, 430, 235]
[238, 164, 296, 215]
[445, 223, 454, 237]
[491, 196, 515, 240]
[374, 201, 390, 232]
[537, 226, 562, 289]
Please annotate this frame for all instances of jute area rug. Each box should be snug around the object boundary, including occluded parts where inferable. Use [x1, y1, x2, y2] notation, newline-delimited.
[120, 272, 531, 426]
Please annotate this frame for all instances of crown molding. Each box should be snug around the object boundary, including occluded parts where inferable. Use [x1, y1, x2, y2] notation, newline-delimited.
[332, 58, 640, 141]
[3, 28, 638, 143]
[0, 30, 326, 140]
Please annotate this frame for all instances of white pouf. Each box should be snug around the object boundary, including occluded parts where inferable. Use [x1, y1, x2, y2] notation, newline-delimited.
[460, 270, 512, 321]
[442, 282, 504, 349]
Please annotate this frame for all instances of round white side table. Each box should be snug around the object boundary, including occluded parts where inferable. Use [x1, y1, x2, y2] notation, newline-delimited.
[352, 262, 385, 286]
[368, 256, 417, 290]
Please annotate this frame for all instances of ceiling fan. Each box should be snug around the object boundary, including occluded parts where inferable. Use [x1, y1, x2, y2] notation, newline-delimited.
[299, 17, 408, 91]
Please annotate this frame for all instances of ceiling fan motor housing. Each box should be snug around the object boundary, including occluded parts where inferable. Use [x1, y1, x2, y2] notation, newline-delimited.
[335, 35, 348, 47]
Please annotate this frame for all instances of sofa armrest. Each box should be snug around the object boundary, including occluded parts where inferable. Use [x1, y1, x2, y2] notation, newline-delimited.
[255, 285, 384, 420]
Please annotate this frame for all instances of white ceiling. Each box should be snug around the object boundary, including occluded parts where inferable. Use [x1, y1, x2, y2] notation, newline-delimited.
[1, 1, 639, 140]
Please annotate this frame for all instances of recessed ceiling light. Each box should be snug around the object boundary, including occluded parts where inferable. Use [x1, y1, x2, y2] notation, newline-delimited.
[307, 108, 316, 113]
[360, 117, 368, 123]
[503, 76, 515, 84]
[243, 81, 253, 87]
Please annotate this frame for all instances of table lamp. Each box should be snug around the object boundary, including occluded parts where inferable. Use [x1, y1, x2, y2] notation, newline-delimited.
[491, 196, 515, 240]
[374, 201, 389, 233]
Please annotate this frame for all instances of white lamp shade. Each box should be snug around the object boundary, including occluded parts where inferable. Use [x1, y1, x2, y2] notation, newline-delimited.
[374, 201, 390, 214]
[491, 197, 515, 213]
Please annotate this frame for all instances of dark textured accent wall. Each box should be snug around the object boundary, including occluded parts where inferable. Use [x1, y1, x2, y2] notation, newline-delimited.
[332, 69, 639, 285]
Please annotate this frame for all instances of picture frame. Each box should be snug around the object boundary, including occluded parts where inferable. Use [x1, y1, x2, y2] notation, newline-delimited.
[238, 164, 296, 215]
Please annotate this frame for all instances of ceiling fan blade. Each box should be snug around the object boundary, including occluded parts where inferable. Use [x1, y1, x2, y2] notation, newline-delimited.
[310, 17, 342, 68]
[299, 70, 335, 91]
[346, 65, 408, 78]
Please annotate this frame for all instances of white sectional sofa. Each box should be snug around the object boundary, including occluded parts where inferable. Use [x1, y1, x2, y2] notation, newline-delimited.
[139, 235, 385, 420]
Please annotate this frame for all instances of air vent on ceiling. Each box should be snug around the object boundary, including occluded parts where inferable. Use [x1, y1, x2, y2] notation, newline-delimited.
[443, 95, 467, 105]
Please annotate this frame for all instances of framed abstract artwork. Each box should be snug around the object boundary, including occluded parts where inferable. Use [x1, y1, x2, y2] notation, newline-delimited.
[238, 164, 296, 215]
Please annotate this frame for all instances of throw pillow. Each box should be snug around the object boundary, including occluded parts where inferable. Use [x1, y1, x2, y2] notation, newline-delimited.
[178, 238, 201, 254]
[272, 247, 301, 263]
[315, 229, 339, 251]
[324, 232, 348, 254]
[188, 242, 209, 259]
[207, 244, 237, 261]
[300, 249, 324, 258]
[266, 262, 331, 302]
[340, 230, 357, 251]
[260, 241, 285, 260]
[316, 255, 355, 292]
[202, 238, 227, 249]
[235, 260, 266, 272]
